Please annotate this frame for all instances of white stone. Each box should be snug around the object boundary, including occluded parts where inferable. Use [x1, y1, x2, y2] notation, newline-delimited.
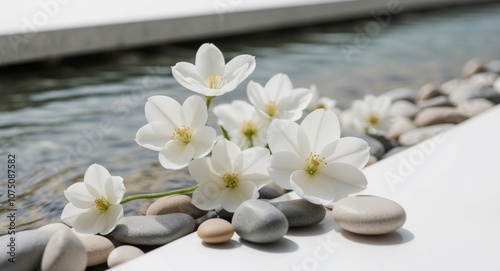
[41, 229, 87, 271]
[78, 234, 115, 267]
[107, 245, 144, 268]
[37, 223, 70, 234]
[389, 100, 419, 119]
[399, 124, 454, 146]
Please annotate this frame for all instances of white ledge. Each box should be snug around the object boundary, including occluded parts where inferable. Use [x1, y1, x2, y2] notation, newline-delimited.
[0, 0, 493, 66]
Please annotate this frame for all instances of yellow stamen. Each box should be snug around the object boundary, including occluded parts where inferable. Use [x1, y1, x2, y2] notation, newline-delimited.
[173, 125, 191, 143]
[94, 197, 111, 211]
[305, 153, 326, 175]
[368, 114, 379, 125]
[242, 120, 257, 139]
[207, 74, 224, 89]
[222, 173, 239, 189]
[266, 101, 278, 117]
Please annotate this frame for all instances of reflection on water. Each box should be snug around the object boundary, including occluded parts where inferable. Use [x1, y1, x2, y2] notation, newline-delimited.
[1, 3, 499, 233]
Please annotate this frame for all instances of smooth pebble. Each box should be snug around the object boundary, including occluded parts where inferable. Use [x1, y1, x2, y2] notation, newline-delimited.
[386, 117, 415, 139]
[146, 195, 207, 219]
[399, 124, 453, 146]
[416, 83, 441, 102]
[0, 230, 51, 271]
[258, 182, 286, 199]
[414, 107, 468, 127]
[78, 234, 115, 266]
[41, 229, 87, 271]
[333, 195, 406, 235]
[455, 98, 494, 117]
[112, 214, 195, 245]
[418, 95, 453, 109]
[462, 57, 486, 78]
[274, 199, 326, 227]
[37, 223, 70, 234]
[197, 218, 234, 243]
[389, 100, 419, 118]
[380, 88, 416, 102]
[107, 245, 144, 268]
[232, 200, 288, 243]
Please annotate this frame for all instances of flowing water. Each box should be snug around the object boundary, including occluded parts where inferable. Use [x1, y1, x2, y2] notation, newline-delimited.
[1, 3, 500, 233]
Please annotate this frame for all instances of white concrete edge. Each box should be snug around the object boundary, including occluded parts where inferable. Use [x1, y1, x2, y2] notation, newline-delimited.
[0, 0, 495, 66]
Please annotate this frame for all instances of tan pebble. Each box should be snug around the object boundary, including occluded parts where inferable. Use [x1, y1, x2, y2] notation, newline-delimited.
[107, 245, 144, 268]
[197, 218, 234, 244]
[416, 83, 441, 103]
[78, 234, 115, 267]
[414, 107, 468, 127]
[333, 195, 406, 235]
[462, 57, 486, 78]
[455, 98, 494, 118]
[386, 117, 415, 140]
[398, 124, 454, 146]
[146, 195, 207, 218]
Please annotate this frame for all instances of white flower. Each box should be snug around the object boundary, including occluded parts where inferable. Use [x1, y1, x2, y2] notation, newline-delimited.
[189, 139, 271, 212]
[61, 164, 126, 235]
[213, 100, 269, 149]
[171, 43, 256, 97]
[247, 73, 312, 121]
[351, 94, 394, 135]
[267, 109, 370, 205]
[307, 84, 339, 113]
[135, 95, 217, 169]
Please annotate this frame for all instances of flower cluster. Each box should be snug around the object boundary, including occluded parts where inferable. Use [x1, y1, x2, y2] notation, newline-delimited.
[61, 43, 399, 235]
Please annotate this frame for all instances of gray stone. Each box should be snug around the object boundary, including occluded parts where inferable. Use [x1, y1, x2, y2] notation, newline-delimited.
[146, 195, 207, 219]
[41, 229, 87, 271]
[380, 88, 416, 102]
[386, 117, 415, 140]
[470, 88, 500, 104]
[332, 195, 406, 235]
[258, 182, 286, 199]
[112, 214, 195, 245]
[37, 223, 70, 234]
[388, 100, 419, 119]
[0, 230, 52, 271]
[78, 234, 115, 267]
[370, 134, 400, 152]
[232, 200, 288, 243]
[440, 78, 464, 95]
[416, 83, 441, 103]
[273, 199, 326, 227]
[485, 59, 500, 74]
[341, 128, 385, 158]
[414, 107, 468, 127]
[455, 98, 494, 118]
[107, 245, 144, 268]
[382, 146, 407, 159]
[462, 57, 486, 78]
[418, 95, 453, 110]
[399, 124, 454, 146]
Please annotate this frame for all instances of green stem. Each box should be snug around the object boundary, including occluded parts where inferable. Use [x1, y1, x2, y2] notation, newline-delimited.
[206, 96, 215, 111]
[120, 185, 198, 204]
[220, 125, 230, 140]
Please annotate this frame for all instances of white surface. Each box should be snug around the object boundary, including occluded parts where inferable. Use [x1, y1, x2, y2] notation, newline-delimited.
[0, 0, 493, 66]
[110, 105, 500, 271]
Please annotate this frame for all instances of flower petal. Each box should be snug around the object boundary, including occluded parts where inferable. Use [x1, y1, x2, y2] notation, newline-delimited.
[224, 54, 256, 83]
[73, 208, 106, 234]
[319, 162, 367, 199]
[195, 43, 225, 78]
[104, 176, 126, 205]
[135, 122, 174, 151]
[237, 147, 271, 188]
[322, 137, 370, 169]
[188, 157, 219, 184]
[300, 109, 341, 153]
[268, 151, 304, 189]
[158, 141, 195, 170]
[247, 81, 268, 111]
[99, 204, 123, 235]
[60, 203, 87, 226]
[63, 183, 96, 209]
[191, 126, 217, 158]
[145, 96, 182, 127]
[83, 164, 110, 196]
[265, 73, 292, 101]
[267, 119, 310, 158]
[171, 62, 207, 94]
[191, 181, 224, 211]
[182, 95, 208, 129]
[220, 181, 258, 212]
[290, 170, 337, 205]
[285, 87, 313, 121]
[211, 139, 241, 173]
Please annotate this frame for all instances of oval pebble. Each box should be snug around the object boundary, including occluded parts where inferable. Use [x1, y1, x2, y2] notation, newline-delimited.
[107, 245, 144, 268]
[146, 195, 207, 218]
[197, 218, 234, 244]
[78, 234, 115, 266]
[41, 229, 87, 271]
[332, 195, 406, 235]
[0, 230, 52, 271]
[232, 199, 288, 243]
[274, 199, 326, 227]
[37, 223, 70, 234]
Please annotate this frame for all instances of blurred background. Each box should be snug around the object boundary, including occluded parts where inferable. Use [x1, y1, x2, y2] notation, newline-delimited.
[1, 1, 499, 233]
